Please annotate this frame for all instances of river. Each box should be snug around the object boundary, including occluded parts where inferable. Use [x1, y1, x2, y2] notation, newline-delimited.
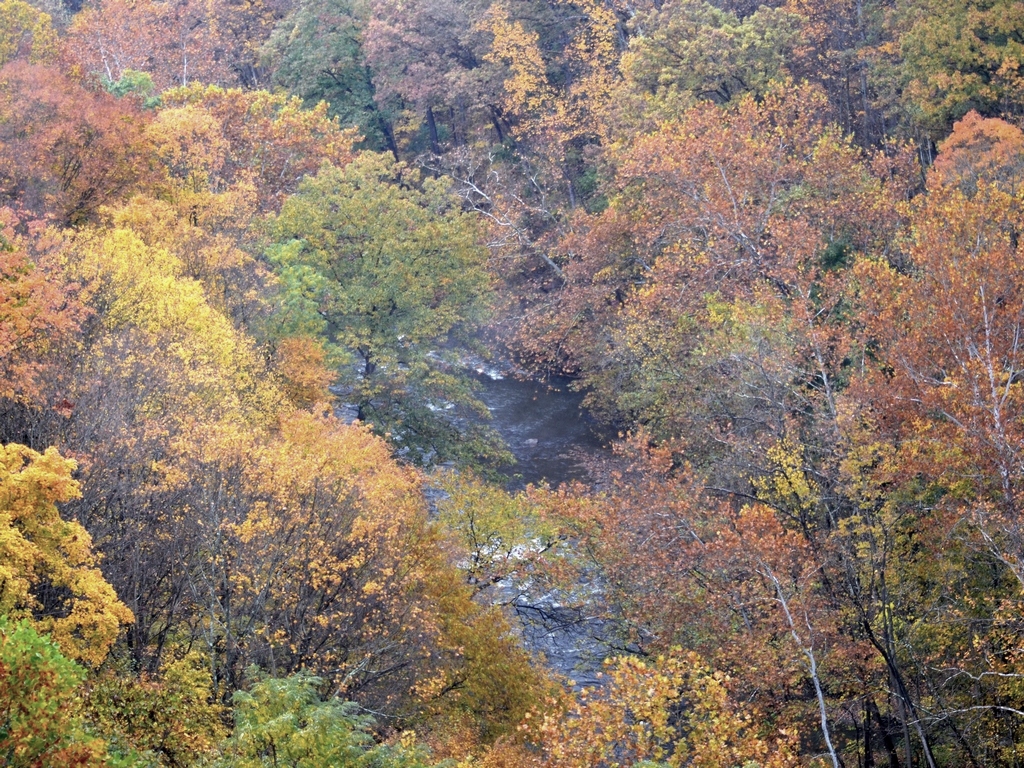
[475, 369, 624, 686]
[475, 371, 612, 489]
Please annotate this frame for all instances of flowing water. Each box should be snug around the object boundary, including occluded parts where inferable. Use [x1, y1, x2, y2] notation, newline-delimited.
[344, 364, 623, 682]
[475, 370, 624, 685]
[476, 371, 611, 489]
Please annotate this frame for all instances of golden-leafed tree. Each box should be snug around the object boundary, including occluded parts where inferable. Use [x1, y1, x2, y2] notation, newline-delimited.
[0, 443, 133, 666]
[0, 0, 57, 67]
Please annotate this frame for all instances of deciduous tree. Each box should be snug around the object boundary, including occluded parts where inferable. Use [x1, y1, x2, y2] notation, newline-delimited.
[159, 83, 358, 212]
[0, 208, 83, 406]
[0, 0, 56, 66]
[269, 152, 502, 466]
[899, 0, 1024, 134]
[261, 0, 396, 151]
[537, 649, 799, 768]
[0, 617, 107, 768]
[0, 61, 157, 224]
[0, 443, 133, 666]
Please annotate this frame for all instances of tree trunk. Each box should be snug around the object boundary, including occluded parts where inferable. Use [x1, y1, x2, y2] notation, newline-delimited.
[426, 106, 441, 155]
[867, 698, 901, 768]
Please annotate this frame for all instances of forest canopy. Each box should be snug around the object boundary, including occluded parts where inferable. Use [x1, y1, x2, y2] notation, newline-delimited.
[2, 0, 1024, 766]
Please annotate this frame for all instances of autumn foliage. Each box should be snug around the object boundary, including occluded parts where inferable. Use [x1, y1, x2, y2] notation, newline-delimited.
[3, 0, 1024, 765]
